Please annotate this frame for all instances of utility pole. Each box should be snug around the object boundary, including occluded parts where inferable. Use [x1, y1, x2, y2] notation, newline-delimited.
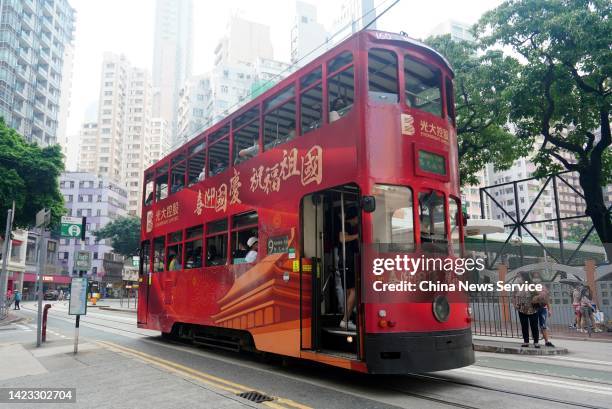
[0, 207, 14, 315]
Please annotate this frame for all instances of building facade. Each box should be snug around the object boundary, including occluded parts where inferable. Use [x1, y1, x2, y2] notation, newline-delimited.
[290, 1, 328, 66]
[152, 0, 193, 145]
[58, 172, 128, 284]
[0, 0, 75, 146]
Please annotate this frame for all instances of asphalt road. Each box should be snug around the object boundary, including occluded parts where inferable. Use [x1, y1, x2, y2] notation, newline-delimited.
[6, 301, 612, 409]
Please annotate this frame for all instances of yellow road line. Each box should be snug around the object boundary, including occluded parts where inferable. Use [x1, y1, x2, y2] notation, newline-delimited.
[97, 340, 247, 394]
[97, 341, 312, 409]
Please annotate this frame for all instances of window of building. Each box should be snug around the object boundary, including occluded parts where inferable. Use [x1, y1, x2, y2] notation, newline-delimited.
[327, 51, 354, 122]
[368, 48, 399, 103]
[231, 211, 258, 264]
[205, 219, 227, 266]
[184, 225, 203, 269]
[154, 164, 168, 202]
[233, 106, 260, 165]
[405, 55, 442, 117]
[300, 66, 322, 134]
[418, 190, 447, 243]
[153, 236, 165, 272]
[263, 85, 296, 150]
[188, 141, 206, 185]
[170, 153, 186, 194]
[166, 230, 183, 271]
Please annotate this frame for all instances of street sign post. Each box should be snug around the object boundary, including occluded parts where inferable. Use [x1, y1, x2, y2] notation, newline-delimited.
[74, 251, 92, 271]
[60, 216, 83, 238]
[69, 276, 88, 354]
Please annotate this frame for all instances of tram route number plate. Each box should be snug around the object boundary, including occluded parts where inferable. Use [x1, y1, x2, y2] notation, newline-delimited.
[267, 235, 289, 255]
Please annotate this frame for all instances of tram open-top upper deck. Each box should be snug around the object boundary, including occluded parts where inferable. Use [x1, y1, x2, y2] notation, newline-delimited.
[142, 30, 456, 209]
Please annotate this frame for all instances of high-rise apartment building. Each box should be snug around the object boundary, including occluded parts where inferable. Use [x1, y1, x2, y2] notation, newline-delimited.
[124, 68, 153, 214]
[76, 121, 98, 173]
[149, 117, 170, 166]
[214, 16, 273, 68]
[152, 0, 193, 145]
[177, 75, 211, 143]
[331, 0, 376, 39]
[57, 44, 74, 163]
[290, 1, 328, 66]
[428, 20, 476, 43]
[1, 0, 75, 146]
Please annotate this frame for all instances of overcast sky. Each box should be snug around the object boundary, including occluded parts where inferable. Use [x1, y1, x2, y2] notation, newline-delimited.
[66, 0, 503, 136]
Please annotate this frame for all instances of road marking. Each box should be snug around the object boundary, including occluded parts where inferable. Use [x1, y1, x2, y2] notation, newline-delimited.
[97, 341, 311, 409]
[456, 366, 612, 395]
[16, 324, 32, 332]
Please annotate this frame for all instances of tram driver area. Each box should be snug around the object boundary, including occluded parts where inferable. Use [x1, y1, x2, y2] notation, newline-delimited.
[302, 185, 361, 357]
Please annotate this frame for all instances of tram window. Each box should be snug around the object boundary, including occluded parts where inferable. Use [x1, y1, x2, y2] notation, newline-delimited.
[405, 55, 442, 117]
[264, 85, 295, 112]
[300, 67, 321, 88]
[449, 197, 461, 247]
[445, 77, 455, 124]
[185, 225, 203, 269]
[264, 101, 296, 149]
[170, 155, 186, 194]
[368, 49, 399, 103]
[206, 219, 228, 266]
[233, 106, 259, 129]
[372, 185, 414, 251]
[328, 67, 354, 122]
[327, 51, 352, 73]
[167, 230, 183, 271]
[188, 149, 206, 185]
[140, 240, 151, 275]
[208, 138, 229, 176]
[233, 119, 260, 165]
[155, 165, 168, 202]
[209, 123, 229, 143]
[300, 84, 322, 135]
[418, 190, 447, 243]
[231, 211, 258, 264]
[153, 236, 165, 272]
[143, 173, 154, 206]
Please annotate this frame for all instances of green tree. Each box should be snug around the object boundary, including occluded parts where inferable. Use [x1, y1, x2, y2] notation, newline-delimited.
[477, 0, 611, 255]
[93, 216, 141, 257]
[0, 118, 64, 227]
[425, 34, 528, 185]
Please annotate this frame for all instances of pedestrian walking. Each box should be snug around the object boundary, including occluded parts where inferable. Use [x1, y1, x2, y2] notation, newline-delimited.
[579, 286, 595, 334]
[14, 290, 21, 310]
[58, 289, 64, 302]
[571, 285, 582, 329]
[513, 272, 540, 348]
[531, 272, 554, 347]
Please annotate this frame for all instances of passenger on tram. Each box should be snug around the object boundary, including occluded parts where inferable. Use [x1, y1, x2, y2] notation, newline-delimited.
[245, 237, 258, 263]
[238, 137, 259, 160]
[338, 206, 359, 331]
[329, 97, 350, 122]
[198, 166, 206, 181]
[210, 160, 225, 176]
[171, 177, 184, 193]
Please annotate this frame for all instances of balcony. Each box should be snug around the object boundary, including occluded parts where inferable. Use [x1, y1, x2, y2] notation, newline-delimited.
[22, 0, 35, 13]
[34, 99, 46, 114]
[37, 65, 48, 79]
[19, 30, 34, 47]
[16, 65, 31, 81]
[18, 48, 31, 64]
[14, 83, 28, 100]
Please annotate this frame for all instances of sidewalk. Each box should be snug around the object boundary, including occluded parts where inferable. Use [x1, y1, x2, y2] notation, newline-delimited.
[93, 298, 137, 314]
[473, 337, 569, 355]
[0, 338, 255, 408]
[0, 312, 24, 327]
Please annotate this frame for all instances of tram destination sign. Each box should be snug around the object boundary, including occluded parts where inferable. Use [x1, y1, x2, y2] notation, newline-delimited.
[267, 235, 289, 254]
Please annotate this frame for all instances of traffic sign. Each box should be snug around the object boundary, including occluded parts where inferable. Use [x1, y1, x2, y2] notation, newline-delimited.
[61, 216, 83, 238]
[74, 250, 92, 271]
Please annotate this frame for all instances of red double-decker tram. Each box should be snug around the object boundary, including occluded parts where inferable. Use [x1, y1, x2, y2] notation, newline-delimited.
[138, 30, 474, 374]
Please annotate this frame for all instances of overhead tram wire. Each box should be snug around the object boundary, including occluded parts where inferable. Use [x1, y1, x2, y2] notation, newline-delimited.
[167, 0, 402, 153]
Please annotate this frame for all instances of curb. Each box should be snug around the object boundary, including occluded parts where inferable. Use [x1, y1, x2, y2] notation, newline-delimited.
[0, 315, 25, 327]
[99, 306, 137, 313]
[474, 342, 568, 355]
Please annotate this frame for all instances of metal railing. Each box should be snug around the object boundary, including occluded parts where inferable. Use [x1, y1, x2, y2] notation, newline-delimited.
[470, 292, 612, 338]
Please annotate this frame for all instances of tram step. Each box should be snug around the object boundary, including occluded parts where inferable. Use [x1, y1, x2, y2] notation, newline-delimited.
[193, 334, 240, 352]
[321, 327, 358, 354]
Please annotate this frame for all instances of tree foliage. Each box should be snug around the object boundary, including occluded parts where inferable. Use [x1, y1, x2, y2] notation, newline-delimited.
[93, 216, 141, 257]
[0, 118, 65, 228]
[424, 34, 529, 185]
[477, 0, 611, 251]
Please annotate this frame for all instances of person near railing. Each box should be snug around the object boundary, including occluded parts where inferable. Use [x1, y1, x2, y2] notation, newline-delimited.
[13, 290, 21, 310]
[532, 272, 554, 347]
[512, 272, 540, 348]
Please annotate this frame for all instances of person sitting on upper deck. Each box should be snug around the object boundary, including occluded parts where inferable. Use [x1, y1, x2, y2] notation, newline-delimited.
[198, 166, 206, 182]
[210, 160, 225, 176]
[329, 97, 349, 122]
[238, 137, 259, 161]
[171, 177, 184, 193]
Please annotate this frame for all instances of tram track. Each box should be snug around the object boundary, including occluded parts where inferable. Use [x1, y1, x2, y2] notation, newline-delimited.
[17, 303, 610, 409]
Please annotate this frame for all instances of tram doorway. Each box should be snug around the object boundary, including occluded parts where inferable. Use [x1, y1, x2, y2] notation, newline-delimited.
[301, 184, 361, 357]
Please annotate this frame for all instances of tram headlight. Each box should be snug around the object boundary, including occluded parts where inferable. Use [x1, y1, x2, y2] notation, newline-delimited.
[432, 295, 450, 323]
